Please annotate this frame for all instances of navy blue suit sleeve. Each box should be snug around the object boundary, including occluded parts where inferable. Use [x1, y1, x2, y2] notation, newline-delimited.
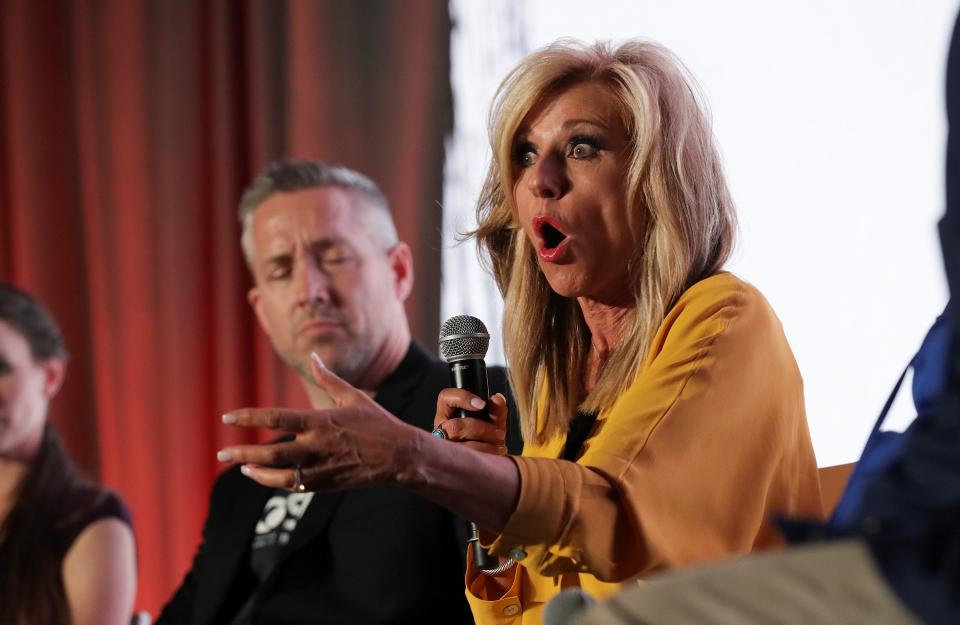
[857, 15, 960, 623]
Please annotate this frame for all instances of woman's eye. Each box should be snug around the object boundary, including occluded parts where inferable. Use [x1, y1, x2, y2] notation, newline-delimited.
[569, 140, 600, 159]
[512, 143, 537, 168]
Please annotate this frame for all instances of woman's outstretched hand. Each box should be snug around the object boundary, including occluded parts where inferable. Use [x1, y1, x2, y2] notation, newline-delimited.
[217, 353, 419, 492]
[217, 352, 520, 533]
[433, 389, 509, 455]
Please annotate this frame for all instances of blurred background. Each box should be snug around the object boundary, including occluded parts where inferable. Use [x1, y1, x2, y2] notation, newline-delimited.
[1, 0, 955, 614]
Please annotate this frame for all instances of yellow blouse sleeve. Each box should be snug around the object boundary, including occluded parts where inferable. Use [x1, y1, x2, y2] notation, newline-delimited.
[487, 274, 823, 581]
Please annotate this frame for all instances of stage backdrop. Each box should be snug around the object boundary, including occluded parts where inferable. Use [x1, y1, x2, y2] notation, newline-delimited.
[0, 0, 452, 614]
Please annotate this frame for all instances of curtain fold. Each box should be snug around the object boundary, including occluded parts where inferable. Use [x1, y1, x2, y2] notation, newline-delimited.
[0, 0, 452, 614]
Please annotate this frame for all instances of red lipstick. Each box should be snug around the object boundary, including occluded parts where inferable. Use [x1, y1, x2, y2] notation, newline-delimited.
[532, 215, 571, 262]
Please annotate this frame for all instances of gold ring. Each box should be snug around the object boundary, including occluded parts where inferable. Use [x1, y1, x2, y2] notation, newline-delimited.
[292, 464, 306, 492]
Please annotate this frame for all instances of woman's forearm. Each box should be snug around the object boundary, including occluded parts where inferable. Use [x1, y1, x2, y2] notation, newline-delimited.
[398, 427, 521, 532]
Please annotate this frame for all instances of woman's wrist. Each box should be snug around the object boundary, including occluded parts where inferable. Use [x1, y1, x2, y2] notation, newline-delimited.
[391, 426, 432, 488]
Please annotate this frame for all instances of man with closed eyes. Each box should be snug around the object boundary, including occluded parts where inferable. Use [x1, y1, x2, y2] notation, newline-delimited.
[157, 160, 514, 625]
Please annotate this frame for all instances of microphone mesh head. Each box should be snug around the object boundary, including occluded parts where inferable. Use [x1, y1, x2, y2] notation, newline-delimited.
[438, 315, 490, 362]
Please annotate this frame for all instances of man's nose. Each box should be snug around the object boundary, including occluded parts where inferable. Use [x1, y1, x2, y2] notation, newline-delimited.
[295, 259, 331, 306]
[527, 152, 570, 199]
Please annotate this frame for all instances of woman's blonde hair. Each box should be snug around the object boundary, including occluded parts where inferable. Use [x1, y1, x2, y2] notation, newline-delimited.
[474, 39, 737, 446]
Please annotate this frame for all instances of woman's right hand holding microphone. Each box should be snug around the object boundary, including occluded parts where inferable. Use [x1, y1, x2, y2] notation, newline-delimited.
[432, 390, 510, 455]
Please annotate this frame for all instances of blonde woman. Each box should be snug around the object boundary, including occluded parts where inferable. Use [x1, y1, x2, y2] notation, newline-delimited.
[221, 39, 823, 624]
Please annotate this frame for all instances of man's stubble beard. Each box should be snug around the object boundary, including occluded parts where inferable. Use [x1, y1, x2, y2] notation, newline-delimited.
[283, 335, 373, 389]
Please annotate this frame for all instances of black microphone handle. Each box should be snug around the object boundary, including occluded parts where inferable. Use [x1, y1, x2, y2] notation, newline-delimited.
[447, 358, 497, 570]
[449, 358, 491, 420]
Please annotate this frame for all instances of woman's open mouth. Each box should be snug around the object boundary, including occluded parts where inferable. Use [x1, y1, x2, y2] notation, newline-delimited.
[532, 216, 571, 262]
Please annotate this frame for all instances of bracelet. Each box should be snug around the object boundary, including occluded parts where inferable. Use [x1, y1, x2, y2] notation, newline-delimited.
[479, 558, 517, 576]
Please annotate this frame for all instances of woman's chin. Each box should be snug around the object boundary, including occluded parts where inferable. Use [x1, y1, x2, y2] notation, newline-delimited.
[543, 271, 633, 308]
[541, 272, 587, 300]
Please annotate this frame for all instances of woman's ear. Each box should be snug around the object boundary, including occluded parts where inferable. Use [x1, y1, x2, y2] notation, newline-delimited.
[42, 357, 67, 399]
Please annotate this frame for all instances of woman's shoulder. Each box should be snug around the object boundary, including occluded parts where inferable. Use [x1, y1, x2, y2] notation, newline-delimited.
[670, 272, 779, 331]
[55, 483, 132, 555]
[72, 483, 131, 526]
[675, 272, 770, 314]
[649, 272, 787, 361]
[60, 487, 138, 625]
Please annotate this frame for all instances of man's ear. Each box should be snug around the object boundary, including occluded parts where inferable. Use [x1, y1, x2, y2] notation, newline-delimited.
[42, 357, 67, 399]
[388, 242, 415, 302]
[248, 286, 270, 333]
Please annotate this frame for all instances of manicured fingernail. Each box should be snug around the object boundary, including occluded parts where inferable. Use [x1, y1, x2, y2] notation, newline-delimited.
[240, 465, 252, 476]
[222, 413, 237, 424]
[493, 393, 505, 404]
[217, 450, 233, 462]
[311, 352, 325, 369]
[470, 398, 486, 409]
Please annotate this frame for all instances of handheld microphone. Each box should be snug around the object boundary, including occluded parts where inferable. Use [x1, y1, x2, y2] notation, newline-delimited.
[439, 315, 496, 570]
[439, 315, 491, 420]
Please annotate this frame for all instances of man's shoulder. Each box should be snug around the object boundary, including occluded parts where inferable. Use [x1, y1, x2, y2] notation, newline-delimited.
[385, 341, 444, 385]
[487, 364, 510, 389]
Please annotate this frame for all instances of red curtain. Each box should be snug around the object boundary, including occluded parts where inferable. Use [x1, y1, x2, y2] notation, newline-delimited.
[0, 0, 452, 614]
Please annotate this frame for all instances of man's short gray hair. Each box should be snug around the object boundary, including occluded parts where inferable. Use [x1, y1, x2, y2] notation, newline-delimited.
[238, 160, 398, 266]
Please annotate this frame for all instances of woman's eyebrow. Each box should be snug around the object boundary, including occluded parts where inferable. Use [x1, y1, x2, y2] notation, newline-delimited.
[562, 118, 609, 130]
[514, 117, 610, 137]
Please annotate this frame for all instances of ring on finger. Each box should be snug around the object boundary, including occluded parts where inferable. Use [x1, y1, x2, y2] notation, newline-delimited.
[431, 424, 448, 441]
[292, 464, 306, 492]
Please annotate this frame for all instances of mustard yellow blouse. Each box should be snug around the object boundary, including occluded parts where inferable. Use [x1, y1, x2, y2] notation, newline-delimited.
[466, 273, 823, 624]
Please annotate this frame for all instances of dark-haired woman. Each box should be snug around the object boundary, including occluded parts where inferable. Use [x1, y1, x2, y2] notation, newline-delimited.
[0, 283, 136, 625]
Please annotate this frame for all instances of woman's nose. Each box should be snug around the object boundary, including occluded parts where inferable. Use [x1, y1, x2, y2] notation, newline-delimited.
[527, 152, 569, 199]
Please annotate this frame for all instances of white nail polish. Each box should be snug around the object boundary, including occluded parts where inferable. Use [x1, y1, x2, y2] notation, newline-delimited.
[311, 352, 325, 369]
[217, 450, 233, 462]
[240, 465, 252, 476]
[222, 413, 237, 424]
[470, 398, 486, 410]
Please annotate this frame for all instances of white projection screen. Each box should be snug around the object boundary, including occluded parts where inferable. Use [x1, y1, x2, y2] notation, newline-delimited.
[441, 0, 957, 466]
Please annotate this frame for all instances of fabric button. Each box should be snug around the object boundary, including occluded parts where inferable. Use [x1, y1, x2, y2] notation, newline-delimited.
[502, 604, 521, 616]
[508, 548, 527, 561]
